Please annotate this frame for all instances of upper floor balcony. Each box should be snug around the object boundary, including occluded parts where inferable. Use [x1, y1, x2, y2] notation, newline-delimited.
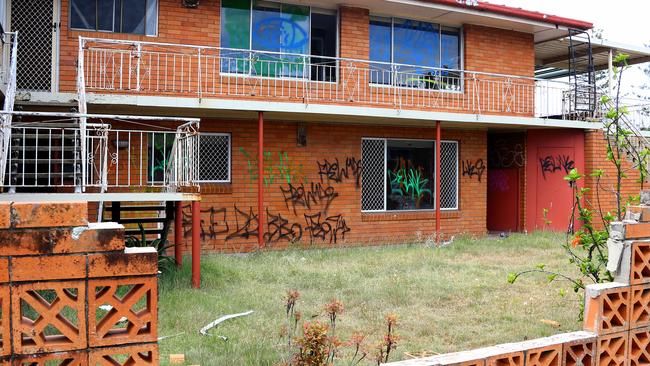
[79, 37, 578, 121]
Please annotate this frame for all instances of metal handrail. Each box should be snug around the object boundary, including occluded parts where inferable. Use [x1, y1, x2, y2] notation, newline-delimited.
[79, 36, 575, 118]
[0, 32, 18, 188]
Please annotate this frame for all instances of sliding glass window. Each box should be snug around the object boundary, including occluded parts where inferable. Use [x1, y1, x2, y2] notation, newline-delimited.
[369, 16, 461, 90]
[220, 0, 337, 80]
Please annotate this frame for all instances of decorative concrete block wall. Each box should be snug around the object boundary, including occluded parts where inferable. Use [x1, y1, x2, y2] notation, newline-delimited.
[0, 201, 159, 365]
[385, 204, 650, 366]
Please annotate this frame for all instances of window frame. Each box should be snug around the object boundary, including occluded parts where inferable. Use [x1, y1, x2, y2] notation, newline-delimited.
[219, 0, 340, 82]
[69, 0, 159, 36]
[196, 132, 232, 184]
[360, 137, 459, 213]
[368, 15, 464, 92]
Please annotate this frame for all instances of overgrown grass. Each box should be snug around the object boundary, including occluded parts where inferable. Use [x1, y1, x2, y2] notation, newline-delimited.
[158, 232, 581, 365]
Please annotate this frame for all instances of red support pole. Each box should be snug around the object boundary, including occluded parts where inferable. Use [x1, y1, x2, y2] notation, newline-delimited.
[258, 111, 265, 249]
[435, 121, 441, 245]
[174, 201, 183, 267]
[191, 200, 201, 289]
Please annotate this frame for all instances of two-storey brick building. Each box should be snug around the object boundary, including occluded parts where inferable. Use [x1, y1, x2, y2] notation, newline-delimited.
[1, 0, 650, 266]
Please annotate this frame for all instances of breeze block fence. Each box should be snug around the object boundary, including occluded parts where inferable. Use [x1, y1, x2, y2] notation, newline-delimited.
[386, 203, 650, 366]
[0, 201, 159, 365]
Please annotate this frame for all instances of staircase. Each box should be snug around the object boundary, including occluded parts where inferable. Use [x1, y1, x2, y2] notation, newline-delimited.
[6, 123, 82, 190]
[567, 29, 597, 119]
[103, 201, 176, 244]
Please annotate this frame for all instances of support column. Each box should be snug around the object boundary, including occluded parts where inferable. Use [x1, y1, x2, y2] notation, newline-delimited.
[258, 111, 265, 249]
[174, 201, 183, 267]
[436, 121, 441, 244]
[191, 200, 201, 289]
[608, 49, 614, 97]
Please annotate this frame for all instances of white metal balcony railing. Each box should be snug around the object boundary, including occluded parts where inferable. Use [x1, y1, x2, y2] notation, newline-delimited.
[2, 118, 200, 192]
[80, 37, 580, 119]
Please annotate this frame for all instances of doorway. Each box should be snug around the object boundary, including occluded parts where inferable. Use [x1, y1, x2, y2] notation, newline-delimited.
[487, 133, 525, 232]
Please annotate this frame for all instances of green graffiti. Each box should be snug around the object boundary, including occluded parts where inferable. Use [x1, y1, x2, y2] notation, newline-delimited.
[240, 147, 307, 187]
[389, 168, 432, 208]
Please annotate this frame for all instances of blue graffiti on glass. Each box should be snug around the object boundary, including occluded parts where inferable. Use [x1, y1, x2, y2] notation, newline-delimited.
[253, 17, 309, 53]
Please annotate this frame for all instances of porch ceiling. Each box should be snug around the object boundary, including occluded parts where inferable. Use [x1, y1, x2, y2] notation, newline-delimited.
[535, 37, 650, 79]
[303, 0, 580, 43]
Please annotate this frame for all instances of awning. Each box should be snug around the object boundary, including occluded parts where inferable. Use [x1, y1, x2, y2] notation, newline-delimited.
[535, 36, 650, 79]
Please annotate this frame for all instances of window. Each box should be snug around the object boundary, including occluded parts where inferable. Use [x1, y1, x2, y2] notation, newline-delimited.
[148, 133, 231, 184]
[198, 134, 231, 183]
[369, 16, 461, 89]
[220, 0, 338, 80]
[361, 138, 458, 211]
[70, 0, 158, 35]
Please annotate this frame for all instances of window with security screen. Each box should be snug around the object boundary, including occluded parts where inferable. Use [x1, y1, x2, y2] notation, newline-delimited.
[361, 138, 458, 211]
[199, 134, 231, 183]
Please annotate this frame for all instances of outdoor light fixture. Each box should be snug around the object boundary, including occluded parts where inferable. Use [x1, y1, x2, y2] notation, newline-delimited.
[182, 0, 199, 8]
[297, 123, 307, 147]
[113, 140, 130, 149]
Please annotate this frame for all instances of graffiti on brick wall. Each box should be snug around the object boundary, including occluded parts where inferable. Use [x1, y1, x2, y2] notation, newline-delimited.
[539, 155, 574, 179]
[240, 148, 308, 186]
[461, 159, 485, 182]
[317, 157, 362, 188]
[182, 154, 361, 246]
[280, 182, 339, 215]
[488, 139, 525, 168]
[182, 204, 350, 245]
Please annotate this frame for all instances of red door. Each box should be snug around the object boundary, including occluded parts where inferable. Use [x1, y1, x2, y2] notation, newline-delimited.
[533, 147, 575, 231]
[487, 168, 519, 232]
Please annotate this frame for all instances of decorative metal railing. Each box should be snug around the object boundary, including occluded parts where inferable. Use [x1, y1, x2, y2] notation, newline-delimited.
[0, 32, 18, 187]
[80, 37, 578, 118]
[1, 117, 200, 192]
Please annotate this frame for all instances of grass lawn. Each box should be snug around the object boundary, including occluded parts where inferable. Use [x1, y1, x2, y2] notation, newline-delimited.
[158, 232, 583, 365]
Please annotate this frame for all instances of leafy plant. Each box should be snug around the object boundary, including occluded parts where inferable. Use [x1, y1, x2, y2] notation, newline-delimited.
[508, 53, 648, 319]
[125, 223, 176, 273]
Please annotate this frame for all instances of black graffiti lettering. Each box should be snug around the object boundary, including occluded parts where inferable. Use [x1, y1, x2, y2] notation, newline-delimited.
[280, 182, 339, 215]
[489, 140, 525, 168]
[317, 157, 362, 187]
[539, 155, 575, 179]
[303, 213, 350, 244]
[226, 205, 259, 241]
[202, 207, 229, 240]
[461, 159, 486, 182]
[263, 208, 303, 245]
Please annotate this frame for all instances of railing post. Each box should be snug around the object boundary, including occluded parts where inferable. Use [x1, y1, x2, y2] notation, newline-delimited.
[197, 48, 202, 101]
[0, 32, 17, 188]
[77, 36, 88, 192]
[135, 42, 142, 91]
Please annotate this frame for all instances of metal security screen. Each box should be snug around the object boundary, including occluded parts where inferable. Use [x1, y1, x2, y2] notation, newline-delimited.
[361, 138, 386, 211]
[440, 141, 459, 210]
[199, 133, 231, 182]
[11, 0, 55, 91]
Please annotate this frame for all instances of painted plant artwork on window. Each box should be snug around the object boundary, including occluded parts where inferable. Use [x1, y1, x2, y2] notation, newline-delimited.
[386, 140, 435, 210]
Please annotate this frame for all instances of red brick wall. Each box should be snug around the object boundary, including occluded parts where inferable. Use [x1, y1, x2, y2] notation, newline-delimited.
[339, 6, 370, 60]
[464, 24, 534, 77]
[57, 2, 537, 116]
[59, 0, 222, 92]
[163, 120, 487, 253]
[584, 130, 643, 226]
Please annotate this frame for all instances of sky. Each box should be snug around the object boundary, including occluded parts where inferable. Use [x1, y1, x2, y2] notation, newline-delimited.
[492, 0, 649, 96]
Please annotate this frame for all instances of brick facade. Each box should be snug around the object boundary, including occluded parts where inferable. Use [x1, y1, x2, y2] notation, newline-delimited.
[584, 130, 644, 227]
[167, 120, 487, 252]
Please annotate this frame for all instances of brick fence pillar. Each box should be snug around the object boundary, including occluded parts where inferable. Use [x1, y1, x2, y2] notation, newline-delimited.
[0, 201, 159, 364]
